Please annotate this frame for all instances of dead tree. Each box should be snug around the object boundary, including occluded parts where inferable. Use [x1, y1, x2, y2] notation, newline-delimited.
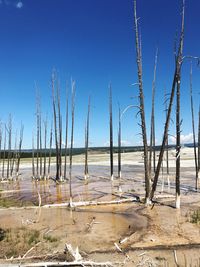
[43, 117, 47, 179]
[164, 89, 170, 177]
[134, 0, 150, 203]
[6, 115, 12, 179]
[118, 105, 121, 179]
[149, 48, 158, 177]
[190, 64, 198, 189]
[150, 0, 185, 202]
[10, 131, 17, 178]
[52, 72, 60, 180]
[69, 81, 75, 206]
[2, 125, 6, 179]
[109, 85, 114, 181]
[48, 120, 53, 178]
[57, 82, 63, 180]
[16, 124, 24, 178]
[84, 96, 90, 180]
[198, 106, 200, 175]
[0, 124, 2, 178]
[32, 132, 35, 179]
[64, 91, 69, 180]
[39, 108, 43, 179]
[36, 91, 40, 179]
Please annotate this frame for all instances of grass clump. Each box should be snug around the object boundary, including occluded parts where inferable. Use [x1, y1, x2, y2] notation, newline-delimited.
[43, 235, 58, 242]
[28, 230, 40, 245]
[190, 209, 200, 225]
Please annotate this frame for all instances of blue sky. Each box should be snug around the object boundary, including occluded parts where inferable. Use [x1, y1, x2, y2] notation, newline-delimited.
[0, 0, 200, 148]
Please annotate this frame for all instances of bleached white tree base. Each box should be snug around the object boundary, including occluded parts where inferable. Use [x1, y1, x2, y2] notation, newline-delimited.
[175, 194, 180, 209]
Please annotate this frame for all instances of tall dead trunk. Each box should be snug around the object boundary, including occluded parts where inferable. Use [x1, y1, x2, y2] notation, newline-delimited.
[43, 117, 47, 179]
[175, 76, 181, 209]
[150, 0, 185, 201]
[0, 125, 2, 178]
[134, 0, 150, 203]
[7, 115, 12, 179]
[118, 105, 121, 179]
[2, 125, 6, 179]
[57, 83, 62, 180]
[64, 91, 68, 180]
[198, 106, 200, 175]
[84, 96, 90, 180]
[48, 120, 53, 178]
[190, 64, 198, 190]
[36, 91, 40, 179]
[149, 48, 158, 177]
[164, 89, 169, 176]
[39, 109, 42, 179]
[32, 132, 35, 179]
[69, 81, 75, 206]
[16, 124, 23, 178]
[52, 73, 60, 181]
[109, 85, 114, 181]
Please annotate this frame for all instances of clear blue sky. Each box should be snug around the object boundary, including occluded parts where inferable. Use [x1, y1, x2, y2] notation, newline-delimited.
[0, 0, 200, 148]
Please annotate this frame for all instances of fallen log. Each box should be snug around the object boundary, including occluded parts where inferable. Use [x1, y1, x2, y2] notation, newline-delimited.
[0, 260, 115, 267]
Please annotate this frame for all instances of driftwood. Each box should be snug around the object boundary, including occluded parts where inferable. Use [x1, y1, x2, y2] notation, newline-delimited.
[0, 261, 114, 267]
[42, 197, 138, 208]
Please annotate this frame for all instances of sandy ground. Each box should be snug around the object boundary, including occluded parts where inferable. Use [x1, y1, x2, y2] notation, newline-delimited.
[0, 147, 200, 266]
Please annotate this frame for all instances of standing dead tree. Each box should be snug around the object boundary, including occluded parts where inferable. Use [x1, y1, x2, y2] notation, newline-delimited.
[6, 115, 12, 179]
[48, 120, 53, 179]
[2, 125, 6, 179]
[43, 117, 48, 180]
[189, 64, 198, 190]
[198, 106, 200, 176]
[57, 81, 63, 180]
[16, 124, 24, 178]
[109, 85, 114, 181]
[150, 0, 185, 205]
[134, 0, 150, 203]
[149, 48, 158, 177]
[84, 96, 90, 180]
[64, 90, 69, 180]
[32, 131, 35, 179]
[118, 105, 121, 179]
[164, 89, 170, 178]
[52, 72, 60, 181]
[0, 124, 2, 179]
[69, 80, 75, 207]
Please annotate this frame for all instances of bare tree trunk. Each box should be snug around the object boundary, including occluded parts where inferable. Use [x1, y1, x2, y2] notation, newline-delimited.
[84, 96, 90, 180]
[43, 117, 47, 179]
[150, 0, 185, 201]
[118, 105, 121, 179]
[7, 115, 12, 179]
[109, 85, 114, 181]
[64, 91, 68, 180]
[32, 132, 35, 179]
[36, 91, 40, 179]
[175, 79, 181, 209]
[57, 83, 62, 180]
[69, 81, 75, 206]
[164, 89, 169, 177]
[0, 125, 2, 178]
[198, 106, 200, 176]
[52, 72, 59, 181]
[149, 48, 158, 177]
[48, 120, 53, 178]
[10, 131, 17, 178]
[2, 125, 6, 179]
[134, 0, 150, 203]
[190, 64, 198, 190]
[39, 109, 42, 179]
[16, 124, 23, 178]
